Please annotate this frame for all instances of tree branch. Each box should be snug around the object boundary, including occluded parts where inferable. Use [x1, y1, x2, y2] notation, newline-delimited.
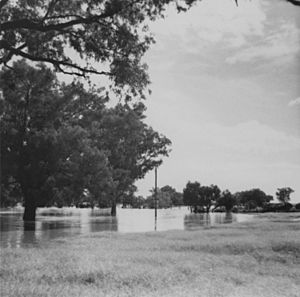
[0, 42, 27, 64]
[0, 4, 125, 32]
[42, 0, 60, 21]
[44, 14, 86, 20]
[1, 43, 112, 76]
[286, 0, 300, 5]
[0, 0, 8, 11]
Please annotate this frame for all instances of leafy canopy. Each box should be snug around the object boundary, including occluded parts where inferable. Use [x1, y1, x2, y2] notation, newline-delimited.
[276, 187, 294, 204]
[0, 0, 197, 97]
[0, 60, 111, 208]
[215, 190, 237, 212]
[0, 60, 171, 210]
[236, 189, 273, 209]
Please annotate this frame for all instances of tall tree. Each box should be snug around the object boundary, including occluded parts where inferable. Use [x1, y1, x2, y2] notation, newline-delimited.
[93, 102, 171, 215]
[0, 61, 111, 220]
[145, 188, 173, 209]
[276, 187, 294, 204]
[215, 190, 237, 212]
[0, 61, 171, 219]
[236, 188, 273, 210]
[183, 181, 201, 212]
[183, 182, 221, 213]
[198, 184, 221, 213]
[161, 185, 183, 206]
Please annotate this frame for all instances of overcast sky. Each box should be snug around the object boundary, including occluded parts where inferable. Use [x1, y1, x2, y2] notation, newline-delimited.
[134, 0, 300, 202]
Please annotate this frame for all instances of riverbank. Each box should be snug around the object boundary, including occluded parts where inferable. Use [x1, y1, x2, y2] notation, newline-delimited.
[1, 213, 299, 297]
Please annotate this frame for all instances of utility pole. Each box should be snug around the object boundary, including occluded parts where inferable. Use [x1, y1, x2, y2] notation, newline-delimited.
[154, 166, 158, 230]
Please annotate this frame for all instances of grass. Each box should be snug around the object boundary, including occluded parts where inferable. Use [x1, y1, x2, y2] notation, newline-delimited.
[1, 213, 300, 297]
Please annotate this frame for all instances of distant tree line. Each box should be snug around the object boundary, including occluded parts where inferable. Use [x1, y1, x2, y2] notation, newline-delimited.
[118, 181, 297, 213]
[121, 185, 183, 209]
[182, 181, 296, 213]
[122, 182, 296, 212]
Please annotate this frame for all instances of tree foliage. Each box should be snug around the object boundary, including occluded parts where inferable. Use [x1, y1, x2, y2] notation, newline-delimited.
[183, 181, 201, 210]
[145, 188, 172, 209]
[0, 61, 171, 218]
[0, 61, 110, 214]
[145, 185, 183, 208]
[215, 190, 237, 212]
[91, 101, 171, 214]
[276, 187, 294, 204]
[161, 185, 183, 206]
[0, 0, 197, 97]
[183, 182, 220, 212]
[236, 188, 273, 210]
[122, 194, 145, 209]
[198, 184, 220, 213]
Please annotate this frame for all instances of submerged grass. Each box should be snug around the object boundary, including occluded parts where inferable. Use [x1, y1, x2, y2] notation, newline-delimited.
[1, 213, 300, 297]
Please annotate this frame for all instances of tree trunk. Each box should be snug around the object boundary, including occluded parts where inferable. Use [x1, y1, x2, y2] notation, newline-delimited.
[111, 200, 117, 216]
[23, 191, 37, 221]
[23, 203, 36, 221]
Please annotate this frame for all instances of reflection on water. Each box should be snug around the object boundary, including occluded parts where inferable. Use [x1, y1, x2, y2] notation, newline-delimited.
[0, 207, 253, 248]
[22, 221, 37, 245]
[184, 212, 236, 230]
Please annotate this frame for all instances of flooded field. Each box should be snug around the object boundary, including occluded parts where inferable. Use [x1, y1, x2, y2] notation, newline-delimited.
[0, 207, 253, 248]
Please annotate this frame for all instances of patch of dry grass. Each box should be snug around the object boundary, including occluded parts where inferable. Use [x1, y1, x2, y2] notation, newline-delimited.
[1, 213, 300, 297]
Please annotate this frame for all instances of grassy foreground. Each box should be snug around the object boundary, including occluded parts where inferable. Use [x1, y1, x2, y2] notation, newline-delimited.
[1, 213, 300, 297]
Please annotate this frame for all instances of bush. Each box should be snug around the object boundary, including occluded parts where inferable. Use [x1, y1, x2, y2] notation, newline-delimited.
[263, 202, 293, 212]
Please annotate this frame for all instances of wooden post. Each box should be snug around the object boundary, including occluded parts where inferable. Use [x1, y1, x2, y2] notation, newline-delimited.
[154, 166, 158, 229]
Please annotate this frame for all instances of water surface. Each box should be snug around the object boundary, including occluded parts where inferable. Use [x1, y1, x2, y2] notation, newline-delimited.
[0, 207, 253, 248]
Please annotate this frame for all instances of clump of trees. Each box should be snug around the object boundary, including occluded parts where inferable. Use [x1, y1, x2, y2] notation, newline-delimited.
[144, 185, 183, 209]
[127, 182, 297, 213]
[0, 61, 171, 220]
[120, 185, 184, 209]
[234, 189, 273, 211]
[122, 194, 145, 209]
[182, 181, 296, 213]
[276, 187, 294, 204]
[214, 190, 237, 213]
[162, 185, 184, 207]
[183, 182, 221, 213]
[261, 187, 295, 212]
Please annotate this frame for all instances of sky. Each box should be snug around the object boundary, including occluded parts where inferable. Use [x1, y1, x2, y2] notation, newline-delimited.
[134, 0, 300, 202]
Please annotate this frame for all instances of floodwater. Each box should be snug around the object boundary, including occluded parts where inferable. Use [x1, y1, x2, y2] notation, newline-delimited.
[0, 207, 253, 248]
